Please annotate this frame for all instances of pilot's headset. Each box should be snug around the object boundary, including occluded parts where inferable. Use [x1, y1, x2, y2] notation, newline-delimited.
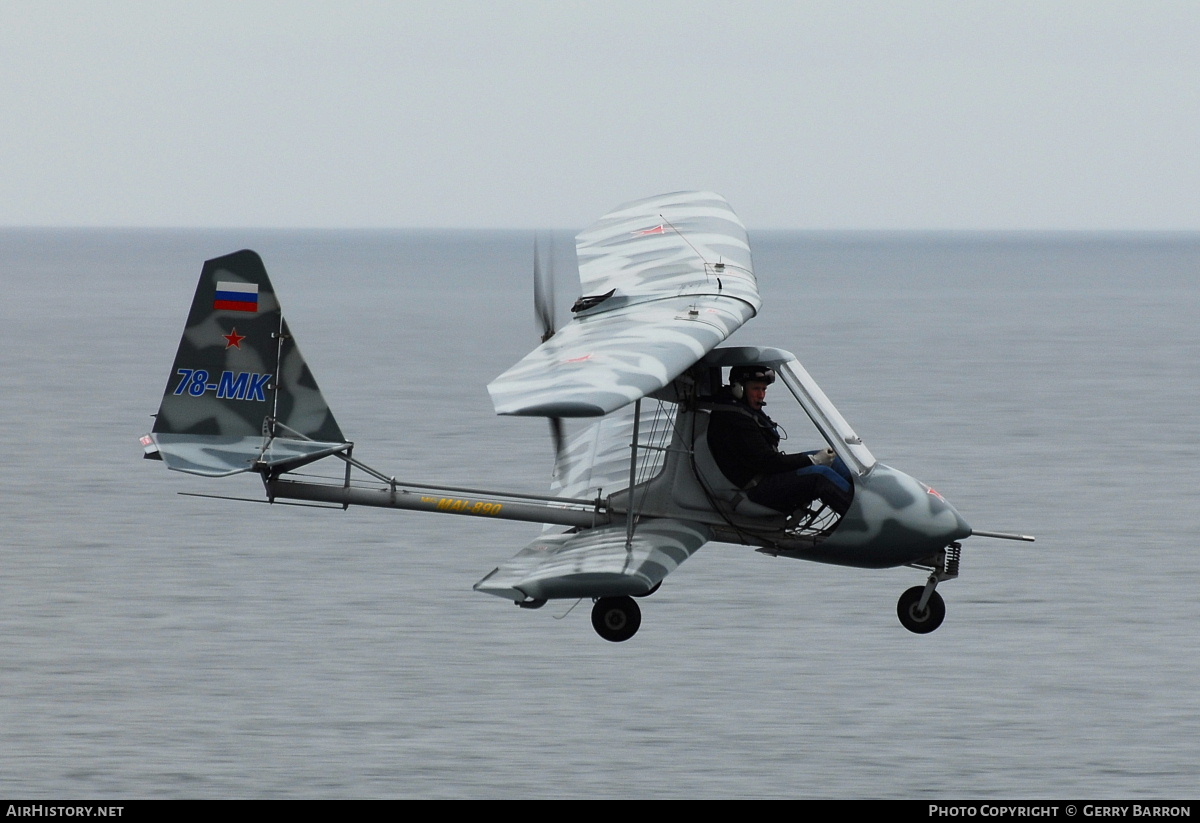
[729, 365, 776, 399]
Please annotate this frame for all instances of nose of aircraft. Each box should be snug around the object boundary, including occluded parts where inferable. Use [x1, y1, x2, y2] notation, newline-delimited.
[820, 464, 972, 567]
[917, 479, 972, 544]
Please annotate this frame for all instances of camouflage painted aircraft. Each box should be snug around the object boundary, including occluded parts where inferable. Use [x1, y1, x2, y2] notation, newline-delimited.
[141, 191, 1032, 641]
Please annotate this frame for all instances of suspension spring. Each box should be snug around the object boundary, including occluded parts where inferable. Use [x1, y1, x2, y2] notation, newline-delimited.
[945, 542, 962, 578]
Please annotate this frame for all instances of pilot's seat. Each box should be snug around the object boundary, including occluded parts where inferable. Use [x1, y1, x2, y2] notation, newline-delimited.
[677, 407, 784, 519]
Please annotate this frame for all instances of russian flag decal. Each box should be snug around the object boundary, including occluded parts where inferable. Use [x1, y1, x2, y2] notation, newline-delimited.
[214, 281, 259, 313]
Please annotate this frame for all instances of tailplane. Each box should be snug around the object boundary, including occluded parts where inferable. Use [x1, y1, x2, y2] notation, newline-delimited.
[143, 250, 349, 476]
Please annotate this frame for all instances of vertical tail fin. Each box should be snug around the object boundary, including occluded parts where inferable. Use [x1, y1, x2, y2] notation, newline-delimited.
[145, 250, 349, 476]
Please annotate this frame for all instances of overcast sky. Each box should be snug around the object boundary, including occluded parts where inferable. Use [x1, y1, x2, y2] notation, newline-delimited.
[4, 1, 1200, 230]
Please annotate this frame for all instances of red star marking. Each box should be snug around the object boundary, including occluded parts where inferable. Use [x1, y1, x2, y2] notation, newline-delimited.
[223, 328, 246, 349]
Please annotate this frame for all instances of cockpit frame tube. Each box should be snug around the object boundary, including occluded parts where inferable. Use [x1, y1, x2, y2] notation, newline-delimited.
[776, 360, 876, 477]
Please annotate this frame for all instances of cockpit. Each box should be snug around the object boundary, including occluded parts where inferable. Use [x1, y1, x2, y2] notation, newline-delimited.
[587, 346, 876, 542]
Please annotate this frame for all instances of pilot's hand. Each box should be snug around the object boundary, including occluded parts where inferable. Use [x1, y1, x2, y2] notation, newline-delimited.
[810, 447, 835, 466]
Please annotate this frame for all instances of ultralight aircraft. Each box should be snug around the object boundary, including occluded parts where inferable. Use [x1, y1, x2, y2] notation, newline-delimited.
[141, 192, 1032, 641]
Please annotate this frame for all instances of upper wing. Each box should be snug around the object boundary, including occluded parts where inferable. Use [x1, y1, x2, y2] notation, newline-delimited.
[473, 518, 712, 602]
[487, 191, 760, 418]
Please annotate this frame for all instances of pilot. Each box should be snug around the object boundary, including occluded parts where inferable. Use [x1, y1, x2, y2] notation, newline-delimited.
[706, 365, 853, 518]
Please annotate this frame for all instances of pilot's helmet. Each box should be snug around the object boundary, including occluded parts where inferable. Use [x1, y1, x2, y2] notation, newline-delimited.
[729, 364, 776, 386]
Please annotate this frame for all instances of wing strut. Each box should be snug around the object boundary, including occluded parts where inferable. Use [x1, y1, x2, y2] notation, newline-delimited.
[625, 398, 641, 551]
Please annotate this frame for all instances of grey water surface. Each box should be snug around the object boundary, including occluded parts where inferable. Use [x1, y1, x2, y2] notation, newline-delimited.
[1, 228, 1196, 798]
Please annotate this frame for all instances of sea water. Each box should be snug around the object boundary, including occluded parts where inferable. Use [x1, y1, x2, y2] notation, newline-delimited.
[0, 228, 1197, 797]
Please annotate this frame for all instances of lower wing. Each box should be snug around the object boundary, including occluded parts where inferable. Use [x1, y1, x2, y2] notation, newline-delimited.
[474, 518, 712, 602]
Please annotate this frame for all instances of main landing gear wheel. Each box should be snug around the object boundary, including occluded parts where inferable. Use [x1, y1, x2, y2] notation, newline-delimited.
[897, 586, 946, 634]
[591, 596, 642, 642]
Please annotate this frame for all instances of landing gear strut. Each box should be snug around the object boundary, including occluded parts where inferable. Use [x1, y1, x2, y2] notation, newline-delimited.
[591, 596, 641, 642]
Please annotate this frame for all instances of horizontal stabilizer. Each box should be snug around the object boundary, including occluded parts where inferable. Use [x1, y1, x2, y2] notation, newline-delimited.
[143, 433, 349, 478]
[147, 250, 348, 476]
[474, 518, 711, 601]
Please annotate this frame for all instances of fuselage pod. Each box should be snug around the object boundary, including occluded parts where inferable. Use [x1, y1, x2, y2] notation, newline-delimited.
[792, 464, 971, 568]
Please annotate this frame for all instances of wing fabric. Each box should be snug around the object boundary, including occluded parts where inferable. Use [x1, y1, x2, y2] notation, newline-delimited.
[575, 190, 757, 306]
[488, 192, 760, 418]
[551, 401, 677, 501]
[474, 518, 712, 602]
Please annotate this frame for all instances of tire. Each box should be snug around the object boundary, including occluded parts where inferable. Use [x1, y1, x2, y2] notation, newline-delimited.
[897, 586, 946, 634]
[591, 596, 642, 642]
